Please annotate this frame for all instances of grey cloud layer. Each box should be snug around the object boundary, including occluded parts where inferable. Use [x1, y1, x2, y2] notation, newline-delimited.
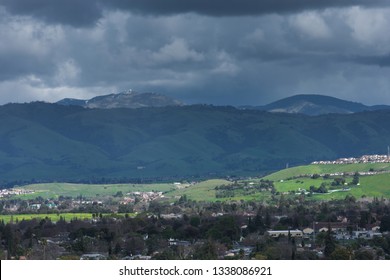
[0, 2, 390, 106]
[0, 0, 102, 26]
[1, 0, 389, 26]
[107, 0, 390, 16]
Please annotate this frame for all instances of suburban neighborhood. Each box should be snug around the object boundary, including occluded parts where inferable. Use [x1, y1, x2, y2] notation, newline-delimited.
[0, 186, 389, 260]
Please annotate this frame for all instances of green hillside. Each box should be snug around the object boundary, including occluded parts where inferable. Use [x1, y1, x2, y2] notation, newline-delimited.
[263, 162, 390, 181]
[9, 168, 390, 203]
[2, 102, 390, 183]
[272, 173, 390, 199]
[264, 162, 390, 199]
[14, 182, 175, 199]
[167, 179, 233, 202]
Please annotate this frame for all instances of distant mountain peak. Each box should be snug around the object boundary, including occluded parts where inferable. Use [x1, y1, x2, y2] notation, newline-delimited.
[56, 98, 87, 107]
[241, 94, 389, 116]
[57, 91, 184, 109]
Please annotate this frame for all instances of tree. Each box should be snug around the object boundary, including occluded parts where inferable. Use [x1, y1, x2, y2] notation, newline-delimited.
[330, 246, 351, 260]
[192, 240, 218, 260]
[352, 172, 360, 185]
[324, 226, 336, 258]
[3, 224, 16, 258]
[118, 204, 133, 213]
[114, 242, 122, 255]
[354, 249, 374, 260]
[318, 184, 328, 193]
[380, 215, 390, 232]
[114, 191, 123, 197]
[359, 211, 371, 229]
[207, 216, 240, 243]
[248, 214, 266, 234]
[311, 174, 320, 179]
[332, 178, 345, 186]
[265, 211, 272, 228]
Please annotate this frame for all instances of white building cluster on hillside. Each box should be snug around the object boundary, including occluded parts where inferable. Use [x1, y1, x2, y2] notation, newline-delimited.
[0, 188, 34, 198]
[312, 154, 390, 165]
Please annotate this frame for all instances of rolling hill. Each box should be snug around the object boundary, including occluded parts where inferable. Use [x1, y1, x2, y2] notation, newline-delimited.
[241, 94, 390, 115]
[12, 163, 390, 202]
[262, 162, 390, 199]
[263, 162, 390, 181]
[2, 102, 390, 184]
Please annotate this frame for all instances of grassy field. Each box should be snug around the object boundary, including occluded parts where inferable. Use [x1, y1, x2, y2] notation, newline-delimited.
[6, 163, 390, 204]
[358, 173, 390, 197]
[15, 182, 176, 199]
[167, 171, 390, 201]
[166, 179, 232, 201]
[274, 177, 332, 193]
[263, 163, 390, 181]
[0, 212, 136, 224]
[167, 179, 275, 202]
[271, 165, 390, 199]
[8, 180, 238, 202]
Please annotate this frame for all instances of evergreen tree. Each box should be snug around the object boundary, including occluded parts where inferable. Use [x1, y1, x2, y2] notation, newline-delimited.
[324, 225, 336, 258]
[352, 172, 360, 185]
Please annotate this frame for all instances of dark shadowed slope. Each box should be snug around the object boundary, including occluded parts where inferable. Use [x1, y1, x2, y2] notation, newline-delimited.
[1, 102, 390, 183]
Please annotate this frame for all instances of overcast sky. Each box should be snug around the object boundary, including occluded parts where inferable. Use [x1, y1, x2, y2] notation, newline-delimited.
[1, 0, 390, 106]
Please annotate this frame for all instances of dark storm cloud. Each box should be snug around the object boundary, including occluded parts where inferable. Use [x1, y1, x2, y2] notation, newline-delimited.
[1, 0, 389, 26]
[107, 0, 390, 16]
[0, 0, 102, 27]
[351, 54, 390, 67]
[0, 53, 55, 81]
[1, 1, 390, 106]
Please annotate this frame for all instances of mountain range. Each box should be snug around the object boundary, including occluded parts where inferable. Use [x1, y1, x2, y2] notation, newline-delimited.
[57, 91, 390, 116]
[57, 90, 184, 109]
[1, 100, 390, 184]
[240, 94, 390, 115]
